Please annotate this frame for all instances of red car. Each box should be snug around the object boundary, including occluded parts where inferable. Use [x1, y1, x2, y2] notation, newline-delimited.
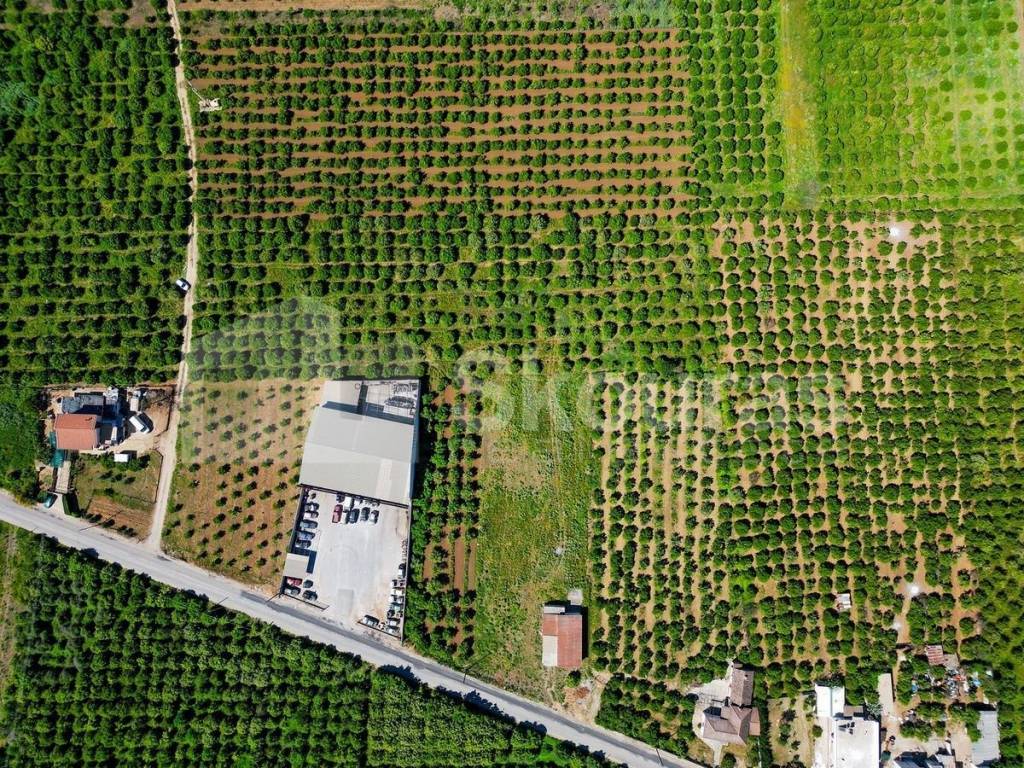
[332, 504, 342, 523]
[284, 577, 301, 587]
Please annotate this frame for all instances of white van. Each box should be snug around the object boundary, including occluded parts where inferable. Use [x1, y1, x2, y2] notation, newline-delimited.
[129, 415, 151, 434]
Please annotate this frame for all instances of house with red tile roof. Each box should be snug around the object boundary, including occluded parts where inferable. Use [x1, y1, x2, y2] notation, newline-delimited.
[54, 413, 100, 451]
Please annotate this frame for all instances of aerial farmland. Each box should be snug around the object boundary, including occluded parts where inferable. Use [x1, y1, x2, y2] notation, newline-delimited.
[0, 0, 1021, 766]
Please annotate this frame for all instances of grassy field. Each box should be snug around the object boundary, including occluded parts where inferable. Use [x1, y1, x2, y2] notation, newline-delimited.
[810, 0, 1024, 205]
[0, 524, 22, 728]
[779, 0, 820, 207]
[471, 370, 598, 700]
[73, 454, 163, 539]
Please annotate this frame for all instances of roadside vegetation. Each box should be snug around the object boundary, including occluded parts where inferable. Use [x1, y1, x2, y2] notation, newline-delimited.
[0, 534, 613, 767]
[0, 384, 44, 501]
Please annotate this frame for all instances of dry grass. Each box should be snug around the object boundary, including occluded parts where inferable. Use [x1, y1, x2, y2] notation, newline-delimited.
[164, 379, 322, 587]
[73, 454, 163, 540]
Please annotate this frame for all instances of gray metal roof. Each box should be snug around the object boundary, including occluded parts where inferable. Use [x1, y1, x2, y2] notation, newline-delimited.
[973, 710, 1001, 766]
[298, 405, 414, 505]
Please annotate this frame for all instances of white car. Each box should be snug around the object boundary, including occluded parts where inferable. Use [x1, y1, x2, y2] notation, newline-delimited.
[175, 278, 191, 293]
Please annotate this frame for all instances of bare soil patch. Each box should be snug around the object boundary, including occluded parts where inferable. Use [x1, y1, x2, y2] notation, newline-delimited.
[164, 378, 322, 586]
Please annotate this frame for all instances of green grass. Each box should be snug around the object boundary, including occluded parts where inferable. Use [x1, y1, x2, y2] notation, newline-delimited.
[0, 383, 43, 502]
[811, 0, 1024, 205]
[0, 524, 38, 732]
[779, 0, 821, 207]
[74, 453, 162, 515]
[472, 369, 598, 699]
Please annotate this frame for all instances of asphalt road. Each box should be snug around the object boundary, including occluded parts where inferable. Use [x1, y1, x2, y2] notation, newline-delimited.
[0, 494, 703, 768]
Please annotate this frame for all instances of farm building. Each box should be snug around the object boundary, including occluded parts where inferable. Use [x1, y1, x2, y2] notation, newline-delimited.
[972, 709, 1000, 767]
[540, 604, 584, 670]
[925, 644, 946, 666]
[812, 684, 880, 768]
[700, 704, 761, 746]
[284, 379, 420, 635]
[700, 664, 761, 746]
[54, 413, 101, 451]
[298, 379, 419, 506]
[728, 664, 755, 706]
[55, 386, 127, 448]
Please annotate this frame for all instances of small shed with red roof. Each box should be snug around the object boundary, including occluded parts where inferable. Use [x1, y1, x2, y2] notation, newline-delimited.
[541, 604, 583, 670]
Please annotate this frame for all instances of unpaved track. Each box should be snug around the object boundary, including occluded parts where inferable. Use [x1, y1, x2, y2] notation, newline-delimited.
[0, 493, 705, 768]
[148, 0, 199, 552]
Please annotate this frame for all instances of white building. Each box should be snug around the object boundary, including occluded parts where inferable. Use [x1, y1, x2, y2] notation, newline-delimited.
[813, 685, 880, 768]
[972, 709, 1001, 767]
[298, 379, 419, 507]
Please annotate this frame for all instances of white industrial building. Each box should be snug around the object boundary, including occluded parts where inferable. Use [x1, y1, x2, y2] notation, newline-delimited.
[813, 684, 880, 768]
[298, 379, 419, 507]
[283, 378, 420, 636]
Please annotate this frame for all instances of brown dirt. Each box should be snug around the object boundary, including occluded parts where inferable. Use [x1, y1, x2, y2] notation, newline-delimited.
[163, 378, 322, 586]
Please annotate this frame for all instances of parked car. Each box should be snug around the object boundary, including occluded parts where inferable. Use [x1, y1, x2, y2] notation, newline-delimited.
[305, 501, 319, 510]
[282, 585, 300, 596]
[370, 508, 380, 524]
[302, 580, 314, 588]
[336, 493, 344, 502]
[303, 509, 318, 519]
[346, 508, 358, 524]
[303, 590, 317, 601]
[332, 507, 342, 523]
[175, 277, 191, 293]
[284, 577, 302, 587]
[42, 493, 58, 509]
[295, 532, 314, 543]
[299, 519, 317, 530]
[360, 507, 370, 522]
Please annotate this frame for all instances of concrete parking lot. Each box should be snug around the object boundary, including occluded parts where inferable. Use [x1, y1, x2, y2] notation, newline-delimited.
[290, 490, 408, 632]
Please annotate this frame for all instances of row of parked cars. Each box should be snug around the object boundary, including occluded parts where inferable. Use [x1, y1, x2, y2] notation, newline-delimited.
[294, 495, 321, 547]
[331, 492, 381, 525]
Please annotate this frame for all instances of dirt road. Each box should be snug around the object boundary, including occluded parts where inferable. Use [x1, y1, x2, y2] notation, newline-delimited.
[147, 0, 199, 552]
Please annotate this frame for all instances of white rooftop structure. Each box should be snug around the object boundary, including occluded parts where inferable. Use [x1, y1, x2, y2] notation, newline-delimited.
[320, 379, 363, 409]
[298, 379, 418, 506]
[813, 683, 880, 768]
[815, 684, 846, 720]
[283, 552, 312, 580]
[972, 710, 1001, 767]
[831, 715, 879, 768]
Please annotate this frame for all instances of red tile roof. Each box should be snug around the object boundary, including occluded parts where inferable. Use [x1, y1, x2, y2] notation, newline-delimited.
[925, 644, 946, 666]
[54, 413, 100, 451]
[541, 611, 583, 670]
